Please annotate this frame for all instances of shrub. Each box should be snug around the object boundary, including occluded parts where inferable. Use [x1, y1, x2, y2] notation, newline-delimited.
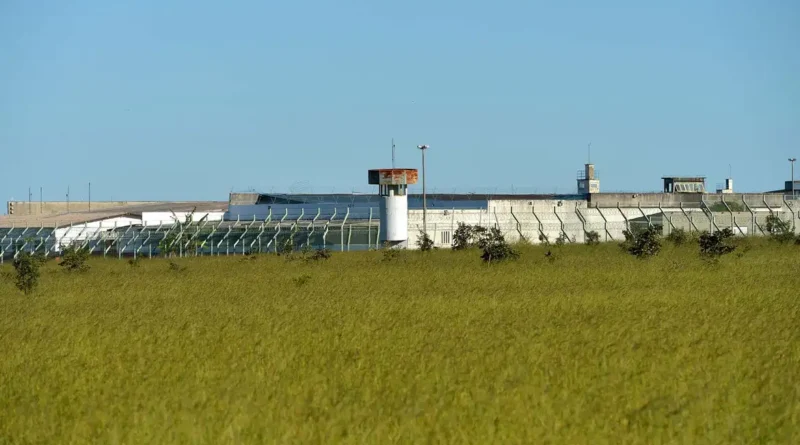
[555, 233, 570, 246]
[128, 256, 142, 268]
[765, 214, 795, 244]
[12, 252, 42, 294]
[416, 231, 434, 252]
[168, 261, 187, 273]
[452, 223, 487, 250]
[622, 227, 661, 259]
[698, 228, 736, 260]
[292, 274, 312, 287]
[307, 248, 331, 261]
[480, 228, 519, 264]
[60, 244, 90, 272]
[538, 233, 550, 246]
[666, 228, 690, 246]
[279, 237, 295, 256]
[381, 242, 403, 262]
[584, 231, 600, 246]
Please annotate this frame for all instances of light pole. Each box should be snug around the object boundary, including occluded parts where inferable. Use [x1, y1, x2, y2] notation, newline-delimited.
[790, 158, 796, 199]
[417, 144, 429, 236]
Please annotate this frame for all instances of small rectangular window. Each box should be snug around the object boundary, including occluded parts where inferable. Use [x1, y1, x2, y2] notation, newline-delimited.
[441, 231, 451, 245]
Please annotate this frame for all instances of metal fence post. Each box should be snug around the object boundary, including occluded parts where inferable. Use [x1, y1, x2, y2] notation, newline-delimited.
[617, 204, 629, 233]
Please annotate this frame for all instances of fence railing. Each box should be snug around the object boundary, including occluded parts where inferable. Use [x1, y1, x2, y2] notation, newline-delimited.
[1, 205, 797, 261]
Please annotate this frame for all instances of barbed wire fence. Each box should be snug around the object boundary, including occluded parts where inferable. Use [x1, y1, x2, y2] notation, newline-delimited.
[1, 201, 796, 262]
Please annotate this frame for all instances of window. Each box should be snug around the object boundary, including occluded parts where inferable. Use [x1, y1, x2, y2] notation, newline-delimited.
[441, 231, 451, 245]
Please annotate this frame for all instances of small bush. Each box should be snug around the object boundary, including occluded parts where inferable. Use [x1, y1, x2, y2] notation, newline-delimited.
[292, 274, 312, 287]
[13, 252, 42, 294]
[279, 238, 295, 256]
[60, 244, 90, 272]
[622, 227, 662, 259]
[416, 231, 434, 252]
[699, 228, 736, 260]
[538, 233, 550, 246]
[381, 242, 403, 262]
[452, 223, 487, 250]
[555, 233, 570, 246]
[307, 248, 331, 261]
[480, 228, 519, 264]
[585, 231, 600, 246]
[128, 257, 142, 268]
[765, 214, 794, 244]
[666, 228, 690, 246]
[168, 261, 187, 273]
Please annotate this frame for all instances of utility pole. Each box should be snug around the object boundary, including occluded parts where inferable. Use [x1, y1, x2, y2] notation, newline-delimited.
[392, 138, 396, 169]
[790, 158, 797, 232]
[89, 182, 91, 211]
[67, 186, 70, 213]
[40, 187, 42, 214]
[417, 144, 429, 236]
[28, 187, 31, 214]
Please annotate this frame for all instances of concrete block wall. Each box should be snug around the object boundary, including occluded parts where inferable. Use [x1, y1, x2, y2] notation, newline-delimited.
[589, 192, 787, 209]
[665, 211, 799, 236]
[6, 201, 161, 216]
[404, 199, 790, 249]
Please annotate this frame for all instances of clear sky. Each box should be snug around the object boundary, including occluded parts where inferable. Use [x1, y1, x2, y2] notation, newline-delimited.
[1, 0, 798, 202]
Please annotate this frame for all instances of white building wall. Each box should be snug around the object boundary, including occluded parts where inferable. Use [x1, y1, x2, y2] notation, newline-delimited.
[141, 211, 224, 226]
[404, 199, 723, 249]
[54, 216, 142, 248]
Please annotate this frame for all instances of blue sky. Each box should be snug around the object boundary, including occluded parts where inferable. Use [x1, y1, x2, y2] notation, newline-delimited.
[1, 0, 798, 201]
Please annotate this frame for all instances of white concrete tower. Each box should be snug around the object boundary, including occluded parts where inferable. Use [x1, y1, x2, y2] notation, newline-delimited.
[368, 168, 418, 247]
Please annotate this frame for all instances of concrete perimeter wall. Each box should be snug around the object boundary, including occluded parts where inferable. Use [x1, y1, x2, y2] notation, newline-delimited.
[405, 198, 799, 249]
[7, 201, 162, 216]
[589, 193, 787, 208]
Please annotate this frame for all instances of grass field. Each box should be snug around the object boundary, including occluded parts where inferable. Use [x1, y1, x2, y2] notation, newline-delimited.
[1, 241, 799, 444]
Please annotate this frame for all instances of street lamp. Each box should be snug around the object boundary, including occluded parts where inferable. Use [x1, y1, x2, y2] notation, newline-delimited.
[790, 158, 796, 199]
[417, 144, 429, 236]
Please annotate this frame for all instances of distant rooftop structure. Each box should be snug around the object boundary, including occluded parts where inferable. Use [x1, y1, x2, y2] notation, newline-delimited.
[716, 178, 734, 194]
[367, 168, 418, 186]
[662, 176, 706, 193]
[577, 163, 600, 194]
[1, 201, 227, 228]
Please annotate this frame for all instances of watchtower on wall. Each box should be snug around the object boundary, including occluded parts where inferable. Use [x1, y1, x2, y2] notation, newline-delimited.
[662, 176, 706, 193]
[577, 164, 600, 194]
[368, 168, 418, 247]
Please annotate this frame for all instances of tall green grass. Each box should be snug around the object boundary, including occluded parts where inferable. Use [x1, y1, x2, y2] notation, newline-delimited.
[1, 242, 799, 444]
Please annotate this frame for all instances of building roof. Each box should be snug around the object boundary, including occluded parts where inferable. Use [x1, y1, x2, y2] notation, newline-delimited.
[248, 192, 586, 205]
[661, 176, 706, 181]
[0, 201, 228, 228]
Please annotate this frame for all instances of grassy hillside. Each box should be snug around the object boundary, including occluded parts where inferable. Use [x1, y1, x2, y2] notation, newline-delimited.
[1, 242, 799, 444]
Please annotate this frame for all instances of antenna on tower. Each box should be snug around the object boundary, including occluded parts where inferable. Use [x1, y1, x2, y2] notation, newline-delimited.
[728, 164, 732, 178]
[588, 142, 592, 164]
[392, 138, 396, 169]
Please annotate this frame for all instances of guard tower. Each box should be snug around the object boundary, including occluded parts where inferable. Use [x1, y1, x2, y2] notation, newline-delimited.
[368, 168, 418, 247]
[716, 178, 734, 194]
[663, 176, 706, 193]
[577, 164, 600, 194]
